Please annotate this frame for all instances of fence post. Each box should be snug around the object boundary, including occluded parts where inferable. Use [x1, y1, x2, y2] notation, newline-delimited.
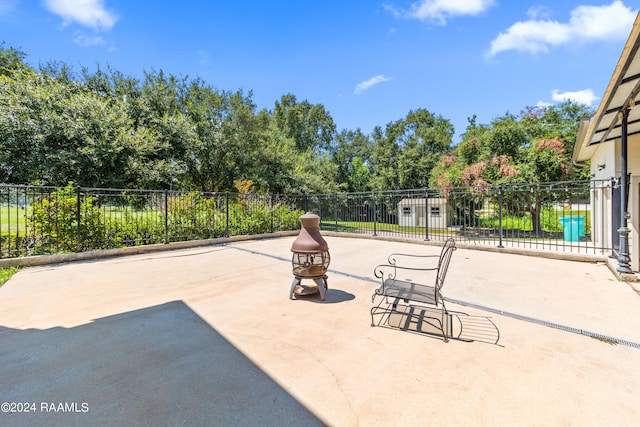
[76, 186, 82, 252]
[225, 192, 230, 238]
[498, 185, 504, 248]
[164, 190, 169, 244]
[373, 191, 377, 237]
[334, 193, 338, 232]
[269, 194, 273, 233]
[424, 189, 430, 241]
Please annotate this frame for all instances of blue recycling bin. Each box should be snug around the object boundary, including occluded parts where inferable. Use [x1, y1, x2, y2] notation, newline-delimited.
[559, 216, 585, 242]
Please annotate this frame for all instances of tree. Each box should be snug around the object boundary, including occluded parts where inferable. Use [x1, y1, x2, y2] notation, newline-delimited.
[430, 102, 593, 233]
[180, 80, 260, 192]
[0, 43, 30, 77]
[0, 68, 142, 186]
[272, 94, 336, 152]
[370, 124, 399, 191]
[397, 109, 453, 189]
[371, 109, 453, 190]
[519, 101, 593, 179]
[249, 117, 300, 194]
[331, 129, 372, 192]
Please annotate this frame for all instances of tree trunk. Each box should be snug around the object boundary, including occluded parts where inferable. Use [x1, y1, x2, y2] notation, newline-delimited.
[525, 194, 543, 236]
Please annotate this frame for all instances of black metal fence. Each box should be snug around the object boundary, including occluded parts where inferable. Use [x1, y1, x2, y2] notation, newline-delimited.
[0, 185, 304, 259]
[306, 179, 613, 255]
[0, 179, 615, 260]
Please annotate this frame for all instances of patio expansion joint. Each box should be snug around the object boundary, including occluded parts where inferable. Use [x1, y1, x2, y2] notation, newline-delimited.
[444, 297, 640, 350]
[226, 244, 640, 350]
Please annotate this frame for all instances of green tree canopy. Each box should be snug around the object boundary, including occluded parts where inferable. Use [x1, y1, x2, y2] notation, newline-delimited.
[0, 44, 595, 195]
[372, 108, 453, 190]
[430, 101, 594, 232]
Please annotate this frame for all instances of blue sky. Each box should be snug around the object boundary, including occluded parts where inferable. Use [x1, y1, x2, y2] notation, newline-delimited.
[1, 0, 638, 143]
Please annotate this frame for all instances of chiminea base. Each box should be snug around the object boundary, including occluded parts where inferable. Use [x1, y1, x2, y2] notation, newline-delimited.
[290, 275, 328, 301]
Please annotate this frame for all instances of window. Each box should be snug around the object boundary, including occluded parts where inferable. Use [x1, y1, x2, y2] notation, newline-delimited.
[430, 206, 441, 217]
[402, 206, 412, 215]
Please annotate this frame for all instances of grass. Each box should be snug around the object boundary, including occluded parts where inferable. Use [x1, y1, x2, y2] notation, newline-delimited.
[476, 209, 591, 233]
[0, 266, 20, 288]
[591, 335, 618, 346]
[322, 209, 591, 235]
[0, 204, 164, 237]
[323, 220, 438, 234]
[0, 205, 30, 235]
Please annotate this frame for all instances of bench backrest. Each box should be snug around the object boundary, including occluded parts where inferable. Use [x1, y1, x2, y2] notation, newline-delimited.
[435, 238, 456, 292]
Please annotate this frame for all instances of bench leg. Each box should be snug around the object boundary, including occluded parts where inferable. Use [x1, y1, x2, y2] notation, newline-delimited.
[439, 293, 450, 342]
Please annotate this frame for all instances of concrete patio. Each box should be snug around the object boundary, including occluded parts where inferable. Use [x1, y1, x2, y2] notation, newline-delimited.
[1, 235, 640, 426]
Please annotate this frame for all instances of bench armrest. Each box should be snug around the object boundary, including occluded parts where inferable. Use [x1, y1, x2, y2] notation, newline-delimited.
[373, 263, 438, 297]
[387, 252, 439, 266]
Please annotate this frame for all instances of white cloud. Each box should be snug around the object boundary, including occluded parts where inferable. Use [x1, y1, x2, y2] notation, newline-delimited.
[551, 89, 598, 106]
[526, 5, 551, 20]
[0, 0, 20, 16]
[73, 32, 106, 47]
[489, 20, 572, 55]
[569, 1, 635, 41]
[386, 0, 495, 25]
[382, 3, 401, 18]
[354, 75, 392, 95]
[488, 1, 637, 56]
[44, 0, 118, 31]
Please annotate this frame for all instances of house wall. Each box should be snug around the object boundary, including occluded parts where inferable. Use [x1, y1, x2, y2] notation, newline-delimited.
[589, 141, 616, 181]
[588, 144, 614, 251]
[586, 135, 640, 271]
[590, 185, 611, 252]
[626, 134, 640, 271]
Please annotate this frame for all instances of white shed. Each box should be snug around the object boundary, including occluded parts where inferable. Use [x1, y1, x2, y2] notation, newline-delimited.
[398, 198, 448, 229]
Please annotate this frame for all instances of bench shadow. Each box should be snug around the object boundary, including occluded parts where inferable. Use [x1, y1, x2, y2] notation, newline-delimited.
[372, 305, 501, 346]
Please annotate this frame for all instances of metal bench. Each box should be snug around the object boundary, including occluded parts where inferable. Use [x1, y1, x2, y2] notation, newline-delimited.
[370, 238, 456, 342]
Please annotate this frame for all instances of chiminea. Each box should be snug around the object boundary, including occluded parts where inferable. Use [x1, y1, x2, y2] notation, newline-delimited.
[289, 212, 330, 301]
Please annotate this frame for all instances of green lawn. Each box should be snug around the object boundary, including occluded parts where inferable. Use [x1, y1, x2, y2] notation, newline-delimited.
[0, 205, 30, 235]
[0, 204, 164, 236]
[476, 209, 591, 233]
[0, 266, 19, 287]
[322, 209, 591, 235]
[322, 219, 451, 235]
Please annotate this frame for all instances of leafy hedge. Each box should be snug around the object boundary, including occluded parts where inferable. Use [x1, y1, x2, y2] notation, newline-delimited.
[21, 185, 303, 255]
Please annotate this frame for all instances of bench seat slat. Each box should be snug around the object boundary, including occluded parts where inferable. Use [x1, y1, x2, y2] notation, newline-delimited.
[370, 238, 456, 342]
[379, 279, 437, 306]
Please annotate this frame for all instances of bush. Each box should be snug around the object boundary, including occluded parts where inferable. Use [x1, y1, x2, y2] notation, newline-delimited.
[28, 184, 109, 252]
[167, 192, 226, 240]
[20, 186, 305, 256]
[227, 196, 303, 235]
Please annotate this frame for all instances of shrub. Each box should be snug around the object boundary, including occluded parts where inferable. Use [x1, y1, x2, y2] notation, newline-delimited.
[167, 192, 225, 240]
[28, 184, 108, 252]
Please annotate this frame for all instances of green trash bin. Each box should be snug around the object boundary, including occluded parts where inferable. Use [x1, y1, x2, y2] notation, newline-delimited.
[559, 216, 585, 242]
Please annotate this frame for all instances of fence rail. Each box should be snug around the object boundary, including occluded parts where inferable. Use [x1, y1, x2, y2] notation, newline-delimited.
[0, 179, 616, 260]
[299, 179, 613, 256]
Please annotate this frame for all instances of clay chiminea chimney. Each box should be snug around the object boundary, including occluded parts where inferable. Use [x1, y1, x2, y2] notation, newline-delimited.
[291, 212, 328, 253]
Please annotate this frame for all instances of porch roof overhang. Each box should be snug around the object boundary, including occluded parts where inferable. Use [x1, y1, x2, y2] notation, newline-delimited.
[573, 12, 640, 163]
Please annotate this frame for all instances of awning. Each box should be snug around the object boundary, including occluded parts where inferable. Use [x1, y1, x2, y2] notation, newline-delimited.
[573, 12, 640, 163]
